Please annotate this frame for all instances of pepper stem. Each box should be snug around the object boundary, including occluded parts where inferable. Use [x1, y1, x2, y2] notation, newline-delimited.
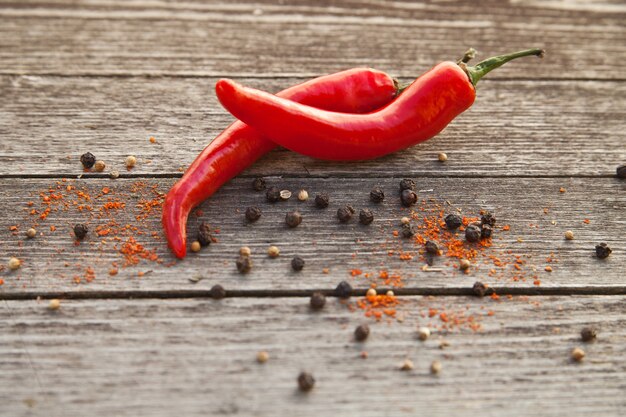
[462, 48, 545, 86]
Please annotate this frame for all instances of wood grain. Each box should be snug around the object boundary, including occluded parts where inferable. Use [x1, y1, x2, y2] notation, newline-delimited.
[0, 177, 623, 295]
[1, 76, 624, 177]
[1, 296, 624, 417]
[0, 0, 624, 79]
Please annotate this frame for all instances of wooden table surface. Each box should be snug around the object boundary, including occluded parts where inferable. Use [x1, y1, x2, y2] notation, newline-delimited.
[1, 1, 624, 416]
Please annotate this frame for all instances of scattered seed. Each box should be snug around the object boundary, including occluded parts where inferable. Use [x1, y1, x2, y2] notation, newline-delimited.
[210, 284, 226, 299]
[571, 347, 585, 362]
[401, 223, 416, 238]
[359, 208, 374, 225]
[291, 256, 305, 271]
[400, 217, 410, 225]
[581, 327, 597, 342]
[48, 299, 61, 310]
[125, 155, 137, 169]
[481, 211, 496, 226]
[459, 259, 470, 271]
[366, 288, 377, 298]
[559, 187, 566, 193]
[266, 187, 281, 203]
[386, 290, 395, 297]
[297, 372, 315, 392]
[400, 189, 418, 207]
[245, 206, 262, 222]
[80, 152, 96, 169]
[425, 241, 439, 255]
[417, 327, 431, 341]
[252, 177, 266, 191]
[297, 189, 309, 201]
[110, 170, 120, 179]
[430, 360, 442, 374]
[481, 224, 493, 239]
[310, 292, 326, 310]
[26, 228, 37, 239]
[190, 241, 201, 253]
[465, 224, 481, 243]
[314, 193, 330, 208]
[617, 165, 626, 179]
[439, 340, 450, 349]
[444, 213, 463, 230]
[400, 359, 414, 371]
[472, 281, 488, 297]
[267, 246, 280, 258]
[337, 205, 355, 223]
[354, 324, 370, 341]
[8, 257, 21, 270]
[369, 187, 385, 203]
[280, 190, 292, 200]
[545, 265, 553, 272]
[236, 256, 252, 273]
[239, 246, 251, 257]
[438, 152, 448, 162]
[595, 243, 612, 259]
[399, 178, 416, 191]
[197, 222, 213, 246]
[285, 210, 302, 228]
[188, 275, 203, 283]
[94, 160, 106, 172]
[335, 281, 353, 298]
[565, 230, 575, 240]
[256, 351, 269, 363]
[73, 223, 88, 240]
[360, 351, 369, 359]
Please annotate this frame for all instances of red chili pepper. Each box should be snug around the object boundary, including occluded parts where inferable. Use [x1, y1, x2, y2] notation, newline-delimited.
[162, 68, 398, 258]
[215, 49, 544, 161]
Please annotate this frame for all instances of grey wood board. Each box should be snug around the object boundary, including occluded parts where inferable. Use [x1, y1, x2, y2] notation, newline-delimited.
[1, 76, 624, 177]
[0, 0, 624, 79]
[1, 296, 625, 417]
[0, 177, 623, 295]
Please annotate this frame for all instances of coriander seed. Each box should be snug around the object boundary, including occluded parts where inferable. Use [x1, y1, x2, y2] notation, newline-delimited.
[210, 284, 226, 299]
[236, 256, 252, 273]
[315, 193, 330, 208]
[335, 280, 353, 298]
[80, 152, 96, 169]
[472, 281, 488, 297]
[73, 223, 88, 240]
[110, 170, 120, 179]
[267, 245, 280, 258]
[297, 189, 309, 201]
[386, 290, 395, 297]
[279, 190, 292, 200]
[337, 205, 355, 223]
[366, 288, 376, 298]
[359, 208, 374, 225]
[565, 230, 575, 240]
[595, 243, 612, 259]
[198, 222, 213, 246]
[252, 177, 266, 191]
[26, 228, 37, 239]
[297, 372, 315, 392]
[430, 360, 442, 374]
[438, 152, 447, 162]
[444, 213, 462, 230]
[266, 187, 281, 203]
[256, 351, 269, 363]
[581, 327, 597, 342]
[465, 224, 481, 242]
[354, 324, 370, 342]
[285, 210, 302, 228]
[8, 257, 21, 270]
[399, 178, 416, 191]
[400, 359, 414, 371]
[425, 241, 439, 255]
[571, 347, 585, 362]
[400, 189, 417, 207]
[369, 187, 385, 203]
[125, 155, 137, 169]
[239, 246, 251, 257]
[190, 241, 201, 252]
[310, 292, 326, 310]
[459, 259, 470, 271]
[94, 160, 106, 172]
[400, 217, 410, 225]
[417, 327, 431, 341]
[291, 256, 305, 271]
[49, 299, 61, 310]
[245, 206, 262, 222]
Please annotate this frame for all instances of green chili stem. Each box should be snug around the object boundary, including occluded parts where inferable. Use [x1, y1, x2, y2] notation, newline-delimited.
[463, 48, 545, 86]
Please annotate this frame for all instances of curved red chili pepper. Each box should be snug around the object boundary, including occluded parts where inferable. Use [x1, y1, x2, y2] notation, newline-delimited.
[215, 49, 544, 161]
[162, 68, 398, 258]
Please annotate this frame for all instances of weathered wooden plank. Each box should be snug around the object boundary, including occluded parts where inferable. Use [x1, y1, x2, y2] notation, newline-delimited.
[1, 296, 624, 416]
[0, 0, 624, 79]
[1, 76, 624, 177]
[0, 177, 623, 295]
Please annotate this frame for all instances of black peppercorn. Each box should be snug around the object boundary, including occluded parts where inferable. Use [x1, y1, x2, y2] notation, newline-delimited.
[481, 224, 493, 239]
[400, 223, 415, 238]
[370, 186, 385, 203]
[197, 222, 213, 246]
[354, 324, 370, 342]
[297, 372, 315, 392]
[310, 292, 326, 310]
[252, 177, 266, 191]
[425, 241, 439, 255]
[210, 284, 226, 299]
[444, 213, 463, 230]
[80, 152, 96, 169]
[481, 211, 496, 227]
[616, 165, 626, 179]
[465, 224, 481, 242]
[399, 178, 416, 191]
[580, 327, 597, 342]
[359, 208, 374, 225]
[400, 189, 418, 207]
[266, 187, 281, 203]
[236, 256, 252, 273]
[337, 205, 355, 223]
[472, 281, 487, 297]
[315, 193, 330, 208]
[285, 210, 302, 228]
[335, 280, 353, 298]
[595, 243, 612, 259]
[73, 223, 88, 240]
[291, 256, 305, 271]
[245, 206, 262, 223]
